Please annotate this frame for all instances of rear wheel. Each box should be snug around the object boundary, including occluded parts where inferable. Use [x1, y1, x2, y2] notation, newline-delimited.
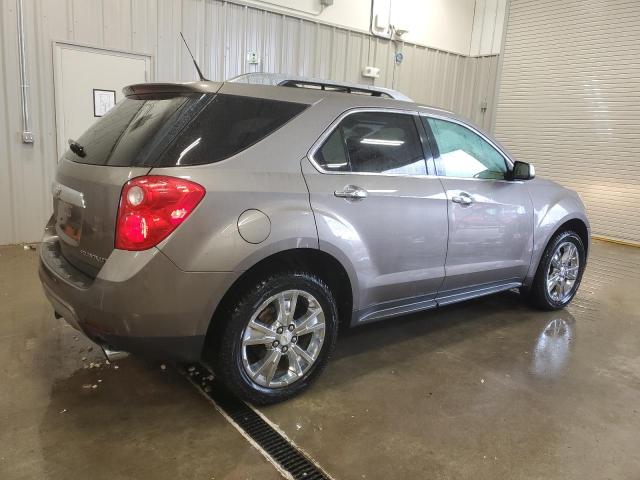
[526, 230, 586, 310]
[214, 272, 338, 404]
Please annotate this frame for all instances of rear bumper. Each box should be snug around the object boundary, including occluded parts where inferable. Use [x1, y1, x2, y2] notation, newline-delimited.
[39, 233, 237, 362]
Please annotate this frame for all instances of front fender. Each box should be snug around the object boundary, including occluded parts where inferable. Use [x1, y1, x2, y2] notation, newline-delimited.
[524, 179, 590, 286]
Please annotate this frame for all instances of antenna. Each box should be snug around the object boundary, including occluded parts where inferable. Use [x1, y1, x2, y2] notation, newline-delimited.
[180, 32, 206, 81]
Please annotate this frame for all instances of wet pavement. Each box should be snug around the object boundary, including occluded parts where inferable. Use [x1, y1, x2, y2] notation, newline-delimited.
[1, 240, 639, 479]
[0, 245, 279, 480]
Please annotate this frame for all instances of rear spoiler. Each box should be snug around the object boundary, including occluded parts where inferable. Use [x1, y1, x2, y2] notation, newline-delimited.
[123, 81, 223, 98]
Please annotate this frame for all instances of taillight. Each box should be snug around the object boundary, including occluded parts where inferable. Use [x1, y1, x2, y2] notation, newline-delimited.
[115, 176, 205, 251]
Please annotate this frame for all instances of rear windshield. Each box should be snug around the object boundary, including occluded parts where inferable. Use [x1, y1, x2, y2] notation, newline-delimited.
[69, 93, 308, 167]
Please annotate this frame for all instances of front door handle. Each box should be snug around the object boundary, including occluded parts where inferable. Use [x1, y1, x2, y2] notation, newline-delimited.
[335, 185, 368, 200]
[451, 192, 474, 205]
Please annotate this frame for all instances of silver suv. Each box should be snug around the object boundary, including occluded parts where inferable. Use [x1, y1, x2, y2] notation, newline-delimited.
[39, 77, 589, 404]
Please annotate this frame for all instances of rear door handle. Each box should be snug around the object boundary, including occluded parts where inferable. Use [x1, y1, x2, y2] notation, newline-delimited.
[334, 185, 368, 200]
[451, 192, 474, 205]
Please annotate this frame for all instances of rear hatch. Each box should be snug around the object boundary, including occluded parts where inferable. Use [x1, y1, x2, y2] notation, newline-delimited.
[53, 81, 310, 277]
[53, 86, 221, 277]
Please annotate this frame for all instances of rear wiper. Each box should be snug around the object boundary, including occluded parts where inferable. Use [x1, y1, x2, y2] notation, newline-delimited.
[68, 138, 86, 158]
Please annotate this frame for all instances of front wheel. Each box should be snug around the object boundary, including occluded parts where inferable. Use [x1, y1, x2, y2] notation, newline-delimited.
[526, 230, 586, 310]
[213, 272, 338, 405]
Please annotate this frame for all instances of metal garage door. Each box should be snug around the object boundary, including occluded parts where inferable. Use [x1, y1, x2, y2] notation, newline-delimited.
[494, 0, 640, 244]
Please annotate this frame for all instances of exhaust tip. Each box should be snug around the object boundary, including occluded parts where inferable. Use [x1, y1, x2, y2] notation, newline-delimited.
[101, 345, 129, 362]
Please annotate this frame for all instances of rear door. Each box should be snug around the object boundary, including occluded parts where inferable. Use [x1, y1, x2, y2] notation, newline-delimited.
[302, 109, 448, 320]
[422, 115, 534, 303]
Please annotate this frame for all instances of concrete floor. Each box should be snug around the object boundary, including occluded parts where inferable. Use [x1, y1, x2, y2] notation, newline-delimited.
[1, 240, 639, 479]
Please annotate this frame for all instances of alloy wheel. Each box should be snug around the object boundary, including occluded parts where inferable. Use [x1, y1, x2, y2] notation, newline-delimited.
[240, 289, 326, 388]
[546, 241, 580, 303]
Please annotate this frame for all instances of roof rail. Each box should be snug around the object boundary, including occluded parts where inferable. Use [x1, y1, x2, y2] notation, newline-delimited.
[278, 79, 387, 97]
[228, 73, 412, 101]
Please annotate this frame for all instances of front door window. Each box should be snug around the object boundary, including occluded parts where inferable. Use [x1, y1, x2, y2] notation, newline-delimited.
[425, 117, 508, 180]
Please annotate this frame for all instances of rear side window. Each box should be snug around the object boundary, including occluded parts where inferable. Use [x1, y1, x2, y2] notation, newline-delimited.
[67, 94, 307, 167]
[314, 111, 426, 175]
[156, 95, 308, 167]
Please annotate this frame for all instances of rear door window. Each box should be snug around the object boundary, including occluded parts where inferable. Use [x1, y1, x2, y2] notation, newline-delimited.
[315, 111, 426, 175]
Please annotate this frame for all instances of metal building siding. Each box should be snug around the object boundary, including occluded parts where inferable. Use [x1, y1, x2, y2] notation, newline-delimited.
[0, 0, 498, 245]
[495, 0, 640, 243]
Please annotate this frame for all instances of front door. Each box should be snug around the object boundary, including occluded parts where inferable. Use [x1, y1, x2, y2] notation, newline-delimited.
[302, 110, 448, 322]
[422, 116, 534, 303]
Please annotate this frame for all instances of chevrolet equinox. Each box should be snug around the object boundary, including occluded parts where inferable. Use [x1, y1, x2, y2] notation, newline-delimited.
[39, 76, 590, 404]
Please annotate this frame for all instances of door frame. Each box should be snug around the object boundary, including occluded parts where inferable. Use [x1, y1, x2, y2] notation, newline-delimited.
[52, 41, 154, 159]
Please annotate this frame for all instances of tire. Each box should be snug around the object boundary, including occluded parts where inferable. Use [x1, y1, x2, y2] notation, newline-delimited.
[213, 271, 338, 405]
[526, 230, 586, 310]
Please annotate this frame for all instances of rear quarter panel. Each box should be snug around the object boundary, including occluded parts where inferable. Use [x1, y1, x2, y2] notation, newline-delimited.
[155, 167, 318, 272]
[153, 97, 348, 273]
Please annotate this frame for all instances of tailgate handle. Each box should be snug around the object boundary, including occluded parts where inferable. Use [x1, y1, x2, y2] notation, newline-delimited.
[52, 182, 85, 208]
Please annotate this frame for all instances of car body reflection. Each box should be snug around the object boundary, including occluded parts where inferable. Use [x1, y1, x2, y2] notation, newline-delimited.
[531, 317, 574, 377]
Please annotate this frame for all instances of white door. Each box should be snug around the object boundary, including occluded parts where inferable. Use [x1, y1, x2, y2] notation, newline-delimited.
[53, 43, 152, 159]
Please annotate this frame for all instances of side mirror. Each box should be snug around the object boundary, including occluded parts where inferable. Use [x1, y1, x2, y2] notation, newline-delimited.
[511, 161, 535, 180]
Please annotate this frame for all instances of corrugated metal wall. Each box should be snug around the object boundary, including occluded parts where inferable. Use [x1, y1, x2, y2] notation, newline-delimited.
[470, 0, 507, 56]
[495, 0, 640, 244]
[0, 0, 498, 245]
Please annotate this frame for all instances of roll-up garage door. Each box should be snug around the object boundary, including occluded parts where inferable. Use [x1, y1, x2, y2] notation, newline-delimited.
[494, 0, 640, 244]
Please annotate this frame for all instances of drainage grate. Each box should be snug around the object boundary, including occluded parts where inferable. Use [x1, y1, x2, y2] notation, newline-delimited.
[186, 364, 332, 480]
